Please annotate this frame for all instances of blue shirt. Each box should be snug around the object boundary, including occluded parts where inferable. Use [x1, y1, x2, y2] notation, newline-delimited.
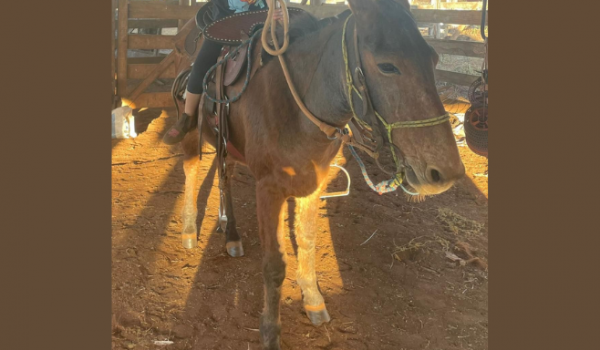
[228, 0, 266, 13]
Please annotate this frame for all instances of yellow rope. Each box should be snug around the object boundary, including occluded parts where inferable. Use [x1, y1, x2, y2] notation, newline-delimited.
[342, 15, 370, 130]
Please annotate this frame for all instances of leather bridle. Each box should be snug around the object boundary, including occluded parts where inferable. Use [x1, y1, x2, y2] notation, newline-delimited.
[340, 14, 450, 180]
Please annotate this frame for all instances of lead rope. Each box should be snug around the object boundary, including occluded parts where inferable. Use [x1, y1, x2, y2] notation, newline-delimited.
[348, 145, 418, 195]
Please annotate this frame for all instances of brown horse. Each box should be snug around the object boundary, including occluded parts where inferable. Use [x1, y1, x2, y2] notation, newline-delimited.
[178, 0, 464, 348]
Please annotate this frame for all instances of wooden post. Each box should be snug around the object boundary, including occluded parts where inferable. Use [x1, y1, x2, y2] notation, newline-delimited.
[129, 52, 177, 101]
[117, 0, 129, 98]
[111, 0, 117, 104]
[128, 18, 198, 102]
[432, 0, 439, 38]
[179, 0, 189, 30]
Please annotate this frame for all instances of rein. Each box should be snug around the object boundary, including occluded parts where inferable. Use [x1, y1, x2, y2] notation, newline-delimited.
[261, 0, 349, 141]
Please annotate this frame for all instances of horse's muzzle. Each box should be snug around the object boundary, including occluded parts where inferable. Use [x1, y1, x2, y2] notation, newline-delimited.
[404, 163, 465, 196]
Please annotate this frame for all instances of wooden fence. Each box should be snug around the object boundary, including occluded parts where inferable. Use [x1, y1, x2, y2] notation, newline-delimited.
[113, 0, 487, 109]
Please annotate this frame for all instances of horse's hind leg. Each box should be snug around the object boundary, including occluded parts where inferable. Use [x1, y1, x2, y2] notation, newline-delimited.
[222, 159, 244, 257]
[181, 131, 200, 249]
[295, 189, 331, 326]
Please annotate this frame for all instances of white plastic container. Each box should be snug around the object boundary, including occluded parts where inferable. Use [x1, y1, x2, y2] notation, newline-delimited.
[111, 106, 137, 139]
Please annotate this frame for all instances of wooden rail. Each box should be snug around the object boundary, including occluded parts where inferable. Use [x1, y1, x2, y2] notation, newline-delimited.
[128, 1, 202, 20]
[434, 70, 480, 88]
[414, 9, 486, 25]
[129, 63, 177, 79]
[117, 0, 129, 97]
[128, 17, 198, 101]
[425, 38, 485, 58]
[128, 35, 175, 50]
[128, 19, 179, 29]
[112, 0, 117, 102]
[127, 3, 487, 26]
[114, 1, 487, 108]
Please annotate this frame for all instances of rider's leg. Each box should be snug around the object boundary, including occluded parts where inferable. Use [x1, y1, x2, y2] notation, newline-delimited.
[163, 39, 223, 145]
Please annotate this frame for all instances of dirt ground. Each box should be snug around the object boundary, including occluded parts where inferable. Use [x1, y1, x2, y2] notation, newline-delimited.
[112, 108, 488, 350]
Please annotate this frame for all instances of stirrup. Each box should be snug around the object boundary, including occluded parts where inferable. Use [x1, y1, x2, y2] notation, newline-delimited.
[320, 165, 351, 199]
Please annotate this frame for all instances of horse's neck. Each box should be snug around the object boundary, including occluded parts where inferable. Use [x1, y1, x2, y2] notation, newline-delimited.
[283, 21, 351, 128]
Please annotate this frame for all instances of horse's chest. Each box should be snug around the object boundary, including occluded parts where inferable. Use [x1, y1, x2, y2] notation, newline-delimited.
[247, 154, 330, 197]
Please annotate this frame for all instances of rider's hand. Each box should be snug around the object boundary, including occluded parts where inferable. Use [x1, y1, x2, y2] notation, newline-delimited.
[272, 8, 284, 21]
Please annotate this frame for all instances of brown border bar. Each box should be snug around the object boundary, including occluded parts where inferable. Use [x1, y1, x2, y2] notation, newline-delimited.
[3, 0, 111, 349]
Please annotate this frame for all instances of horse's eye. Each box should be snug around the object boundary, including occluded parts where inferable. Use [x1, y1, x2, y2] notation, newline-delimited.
[377, 63, 401, 75]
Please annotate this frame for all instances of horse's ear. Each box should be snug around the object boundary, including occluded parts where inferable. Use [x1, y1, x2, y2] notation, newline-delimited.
[346, 0, 378, 25]
[347, 0, 411, 25]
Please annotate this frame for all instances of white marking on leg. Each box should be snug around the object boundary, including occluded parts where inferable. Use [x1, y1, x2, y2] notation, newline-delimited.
[295, 190, 325, 307]
[182, 158, 199, 235]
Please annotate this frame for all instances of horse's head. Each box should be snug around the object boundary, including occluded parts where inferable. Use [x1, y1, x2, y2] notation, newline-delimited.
[347, 0, 465, 196]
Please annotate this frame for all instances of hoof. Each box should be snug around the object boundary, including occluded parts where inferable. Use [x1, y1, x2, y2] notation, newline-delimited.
[304, 303, 331, 326]
[226, 241, 244, 257]
[181, 233, 197, 249]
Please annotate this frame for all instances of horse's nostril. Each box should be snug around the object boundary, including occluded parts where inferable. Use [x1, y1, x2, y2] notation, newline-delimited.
[430, 168, 442, 183]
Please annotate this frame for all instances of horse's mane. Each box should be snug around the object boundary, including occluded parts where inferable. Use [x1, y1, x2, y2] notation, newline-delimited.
[260, 9, 352, 64]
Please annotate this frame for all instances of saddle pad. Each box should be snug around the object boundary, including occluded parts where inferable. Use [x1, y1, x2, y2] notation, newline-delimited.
[203, 8, 306, 45]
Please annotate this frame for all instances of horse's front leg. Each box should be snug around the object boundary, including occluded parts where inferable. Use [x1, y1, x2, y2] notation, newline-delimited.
[256, 181, 287, 350]
[181, 154, 200, 249]
[295, 187, 331, 326]
[223, 159, 244, 257]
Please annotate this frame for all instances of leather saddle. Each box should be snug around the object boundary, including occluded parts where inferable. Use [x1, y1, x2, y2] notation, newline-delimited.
[221, 35, 249, 87]
[204, 8, 306, 45]
[200, 7, 308, 162]
[206, 8, 306, 87]
[186, 7, 307, 87]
